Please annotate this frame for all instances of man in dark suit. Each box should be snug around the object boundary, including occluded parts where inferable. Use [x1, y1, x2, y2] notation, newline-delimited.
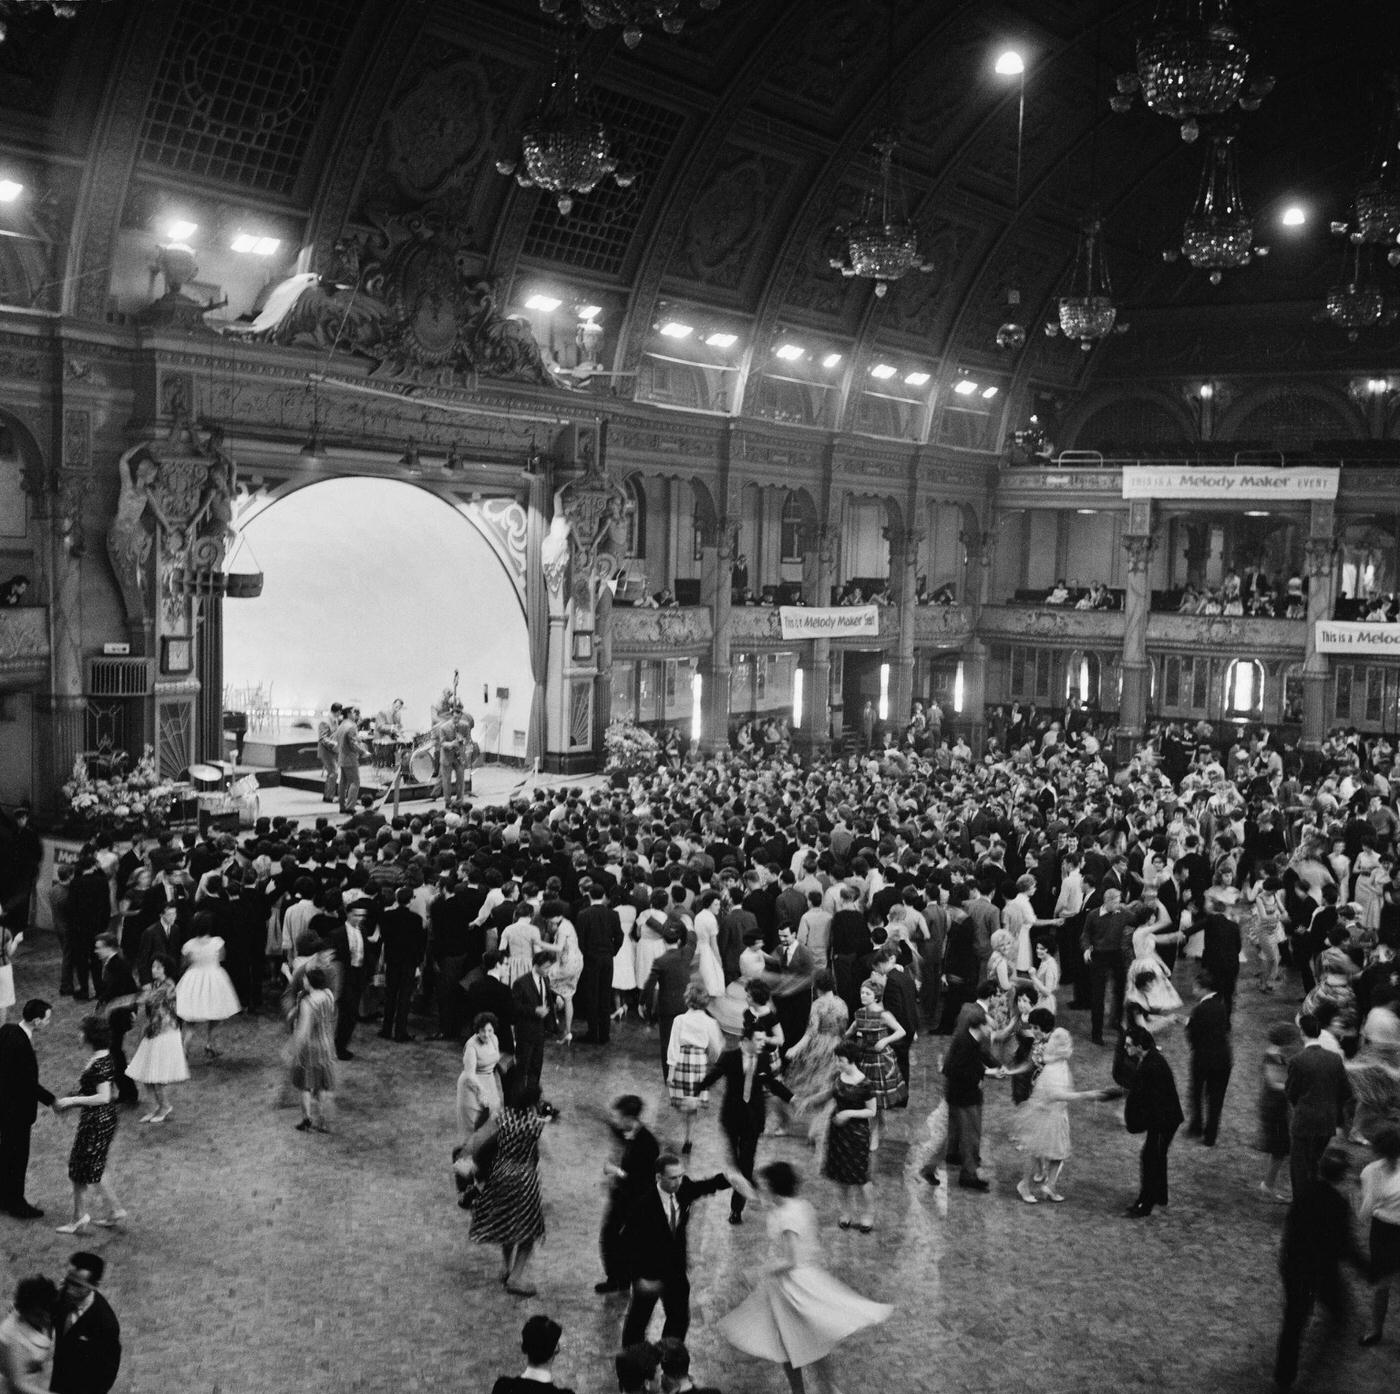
[51, 1250, 122, 1394]
[618, 1152, 733, 1345]
[511, 950, 552, 1089]
[1285, 1012, 1352, 1198]
[92, 935, 139, 1107]
[1198, 890, 1242, 1021]
[642, 929, 689, 1079]
[597, 1094, 661, 1296]
[770, 923, 813, 1060]
[874, 944, 918, 1090]
[576, 881, 622, 1044]
[462, 951, 516, 1059]
[328, 902, 376, 1060]
[0, 997, 55, 1218]
[1122, 1026, 1184, 1217]
[1184, 969, 1232, 1146]
[376, 886, 427, 1043]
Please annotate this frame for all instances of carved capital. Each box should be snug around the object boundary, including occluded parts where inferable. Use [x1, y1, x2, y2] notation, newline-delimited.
[1304, 536, 1336, 580]
[1122, 534, 1157, 574]
[960, 527, 995, 567]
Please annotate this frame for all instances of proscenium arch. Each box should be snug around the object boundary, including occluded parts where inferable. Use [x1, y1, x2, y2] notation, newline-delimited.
[232, 470, 527, 620]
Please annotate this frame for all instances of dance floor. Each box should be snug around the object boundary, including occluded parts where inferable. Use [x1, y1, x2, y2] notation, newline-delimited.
[5, 933, 1392, 1394]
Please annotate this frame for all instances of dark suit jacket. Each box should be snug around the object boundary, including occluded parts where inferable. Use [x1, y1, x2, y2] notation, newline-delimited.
[576, 903, 623, 959]
[1124, 1048, 1184, 1134]
[1285, 1042, 1351, 1137]
[0, 1022, 53, 1125]
[1185, 993, 1232, 1069]
[462, 975, 516, 1055]
[613, 1124, 661, 1203]
[96, 955, 139, 1037]
[51, 1290, 122, 1394]
[511, 971, 550, 1043]
[617, 1174, 731, 1281]
[881, 965, 919, 1041]
[643, 948, 689, 1020]
[378, 905, 428, 966]
[1200, 912, 1242, 987]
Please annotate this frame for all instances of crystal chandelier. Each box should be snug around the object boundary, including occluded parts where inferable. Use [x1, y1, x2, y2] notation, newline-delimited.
[1046, 220, 1123, 351]
[0, 0, 106, 41]
[539, 0, 721, 49]
[1321, 247, 1395, 341]
[1110, 1, 1274, 142]
[1330, 79, 1400, 262]
[495, 34, 633, 216]
[828, 128, 934, 297]
[1164, 135, 1263, 283]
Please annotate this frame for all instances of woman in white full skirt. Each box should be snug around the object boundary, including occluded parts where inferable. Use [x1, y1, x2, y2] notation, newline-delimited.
[127, 955, 189, 1122]
[719, 1161, 891, 1394]
[175, 932, 241, 1059]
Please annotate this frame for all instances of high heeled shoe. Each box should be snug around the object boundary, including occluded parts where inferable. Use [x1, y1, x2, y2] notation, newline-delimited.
[96, 1210, 128, 1228]
[55, 1215, 90, 1234]
[1016, 1182, 1039, 1205]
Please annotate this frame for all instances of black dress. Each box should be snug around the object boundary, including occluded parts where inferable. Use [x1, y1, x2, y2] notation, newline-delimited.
[823, 1077, 875, 1185]
[68, 1053, 118, 1185]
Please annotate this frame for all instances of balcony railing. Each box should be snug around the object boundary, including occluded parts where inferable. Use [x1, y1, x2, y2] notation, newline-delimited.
[977, 604, 1125, 643]
[610, 606, 713, 653]
[1146, 612, 1305, 656]
[0, 606, 50, 690]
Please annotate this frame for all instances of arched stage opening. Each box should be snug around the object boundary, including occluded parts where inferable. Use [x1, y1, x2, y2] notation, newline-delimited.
[223, 476, 533, 766]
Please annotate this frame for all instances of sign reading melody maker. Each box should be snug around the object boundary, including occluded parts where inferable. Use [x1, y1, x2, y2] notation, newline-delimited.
[779, 605, 880, 640]
[1122, 466, 1340, 501]
[1314, 621, 1400, 655]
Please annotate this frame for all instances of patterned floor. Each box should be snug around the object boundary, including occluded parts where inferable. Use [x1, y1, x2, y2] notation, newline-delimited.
[2, 937, 1393, 1394]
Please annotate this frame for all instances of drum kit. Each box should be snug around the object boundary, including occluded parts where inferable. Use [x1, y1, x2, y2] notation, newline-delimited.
[370, 669, 474, 813]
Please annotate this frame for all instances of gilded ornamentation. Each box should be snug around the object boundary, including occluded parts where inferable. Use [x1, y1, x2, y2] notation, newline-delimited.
[0, 608, 50, 668]
[611, 606, 712, 651]
[1122, 534, 1157, 573]
[560, 457, 629, 610]
[1304, 536, 1336, 579]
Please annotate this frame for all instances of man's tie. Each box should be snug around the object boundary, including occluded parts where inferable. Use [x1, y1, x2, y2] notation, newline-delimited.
[668, 1196, 678, 1233]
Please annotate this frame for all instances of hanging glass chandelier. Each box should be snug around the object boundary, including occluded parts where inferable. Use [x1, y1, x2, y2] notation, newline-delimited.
[1109, 1, 1274, 142]
[1046, 220, 1122, 351]
[828, 128, 934, 298]
[1321, 247, 1395, 341]
[539, 0, 721, 49]
[1331, 79, 1400, 261]
[1164, 135, 1262, 283]
[0, 0, 106, 41]
[495, 33, 633, 215]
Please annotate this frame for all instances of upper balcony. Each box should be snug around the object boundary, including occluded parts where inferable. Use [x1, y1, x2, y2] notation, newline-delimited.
[0, 607, 50, 691]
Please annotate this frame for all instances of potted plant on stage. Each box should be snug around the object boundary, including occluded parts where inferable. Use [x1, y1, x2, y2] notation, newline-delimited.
[62, 746, 178, 838]
[603, 719, 660, 787]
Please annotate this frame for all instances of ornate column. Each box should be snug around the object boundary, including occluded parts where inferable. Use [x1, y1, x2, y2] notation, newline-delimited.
[958, 521, 997, 755]
[1181, 519, 1211, 590]
[1301, 504, 1338, 751]
[1118, 505, 1157, 761]
[22, 419, 91, 820]
[799, 525, 836, 752]
[885, 526, 923, 728]
[701, 517, 739, 753]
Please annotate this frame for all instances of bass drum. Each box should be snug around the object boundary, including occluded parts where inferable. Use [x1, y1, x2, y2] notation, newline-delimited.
[408, 744, 436, 782]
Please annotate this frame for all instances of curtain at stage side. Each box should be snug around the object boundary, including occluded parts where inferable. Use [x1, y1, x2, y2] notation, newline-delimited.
[526, 475, 548, 764]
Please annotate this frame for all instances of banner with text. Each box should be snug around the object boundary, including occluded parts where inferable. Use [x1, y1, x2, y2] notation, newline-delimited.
[779, 605, 880, 640]
[1122, 466, 1339, 501]
[1314, 621, 1400, 655]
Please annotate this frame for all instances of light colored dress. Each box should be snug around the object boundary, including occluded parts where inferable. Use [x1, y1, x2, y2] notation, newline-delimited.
[458, 1032, 502, 1134]
[1126, 925, 1182, 1013]
[0, 1311, 53, 1391]
[174, 936, 242, 1022]
[718, 1196, 892, 1368]
[127, 979, 190, 1085]
[546, 918, 584, 1001]
[499, 920, 542, 985]
[1014, 1057, 1076, 1160]
[633, 907, 669, 989]
[693, 910, 725, 998]
[611, 903, 638, 992]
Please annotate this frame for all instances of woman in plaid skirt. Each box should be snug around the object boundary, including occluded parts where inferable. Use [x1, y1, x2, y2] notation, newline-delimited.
[667, 983, 724, 1154]
[847, 978, 907, 1150]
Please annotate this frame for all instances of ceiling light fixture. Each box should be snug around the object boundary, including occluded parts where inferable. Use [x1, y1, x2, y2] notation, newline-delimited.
[540, 0, 722, 50]
[870, 363, 897, 380]
[659, 321, 693, 339]
[231, 234, 280, 255]
[953, 379, 979, 396]
[1165, 134, 1262, 284]
[822, 353, 843, 368]
[526, 294, 564, 312]
[1320, 244, 1394, 341]
[704, 332, 737, 348]
[1109, 0, 1274, 142]
[994, 49, 1024, 76]
[164, 219, 198, 243]
[576, 303, 603, 318]
[981, 386, 999, 399]
[1281, 205, 1306, 228]
[995, 42, 1028, 351]
[904, 371, 931, 386]
[1329, 81, 1400, 265]
[0, 178, 24, 202]
[775, 344, 804, 361]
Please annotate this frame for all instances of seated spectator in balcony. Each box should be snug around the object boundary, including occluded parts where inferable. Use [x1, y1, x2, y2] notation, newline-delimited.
[1249, 585, 1277, 618]
[1198, 588, 1224, 616]
[653, 588, 679, 609]
[758, 587, 778, 607]
[1221, 569, 1244, 616]
[1177, 583, 1200, 614]
[1076, 581, 1111, 611]
[0, 575, 28, 607]
[1045, 579, 1071, 606]
[738, 587, 759, 606]
[930, 583, 956, 605]
[1285, 575, 1305, 619]
[636, 590, 660, 609]
[915, 577, 929, 605]
[838, 583, 865, 607]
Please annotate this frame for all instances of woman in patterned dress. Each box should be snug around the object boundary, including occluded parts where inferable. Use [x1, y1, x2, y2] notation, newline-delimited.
[819, 1043, 878, 1231]
[289, 966, 337, 1133]
[666, 983, 724, 1154]
[470, 1072, 554, 1297]
[53, 1015, 125, 1234]
[126, 954, 188, 1124]
[845, 978, 906, 1150]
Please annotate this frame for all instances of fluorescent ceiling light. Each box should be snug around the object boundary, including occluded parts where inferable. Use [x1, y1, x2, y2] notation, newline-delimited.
[525, 294, 563, 312]
[1281, 205, 1306, 228]
[981, 385, 999, 399]
[1243, 510, 1270, 517]
[231, 234, 280, 255]
[775, 344, 804, 361]
[904, 371, 931, 386]
[995, 50, 1025, 75]
[705, 332, 738, 348]
[0, 179, 23, 202]
[165, 219, 198, 242]
[659, 321, 694, 338]
[576, 304, 602, 318]
[822, 353, 843, 368]
[1076, 508, 1097, 515]
[870, 364, 897, 380]
[953, 379, 979, 395]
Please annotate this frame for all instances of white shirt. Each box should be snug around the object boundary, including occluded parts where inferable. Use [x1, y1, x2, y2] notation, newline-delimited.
[345, 921, 364, 969]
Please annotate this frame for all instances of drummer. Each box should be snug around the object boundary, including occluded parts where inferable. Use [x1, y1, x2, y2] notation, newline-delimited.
[375, 698, 405, 739]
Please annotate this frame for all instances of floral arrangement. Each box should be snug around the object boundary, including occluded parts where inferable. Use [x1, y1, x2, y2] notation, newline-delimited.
[603, 718, 659, 773]
[62, 746, 178, 832]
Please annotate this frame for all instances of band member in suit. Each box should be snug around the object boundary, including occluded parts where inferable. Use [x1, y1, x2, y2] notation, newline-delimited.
[643, 930, 690, 1077]
[0, 998, 54, 1218]
[596, 1094, 660, 1296]
[51, 1250, 122, 1394]
[618, 1152, 736, 1345]
[316, 703, 343, 805]
[335, 708, 369, 814]
[1184, 969, 1232, 1146]
[511, 952, 552, 1090]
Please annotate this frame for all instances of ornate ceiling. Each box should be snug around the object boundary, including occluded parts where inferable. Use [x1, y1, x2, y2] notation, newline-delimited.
[0, 0, 1396, 417]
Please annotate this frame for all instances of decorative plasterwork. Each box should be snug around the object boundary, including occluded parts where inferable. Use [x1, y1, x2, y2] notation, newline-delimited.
[610, 606, 714, 652]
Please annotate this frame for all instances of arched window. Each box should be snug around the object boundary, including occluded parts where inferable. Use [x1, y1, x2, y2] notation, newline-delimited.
[1226, 658, 1264, 716]
[624, 476, 647, 560]
[1064, 651, 1100, 706]
[780, 492, 806, 563]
